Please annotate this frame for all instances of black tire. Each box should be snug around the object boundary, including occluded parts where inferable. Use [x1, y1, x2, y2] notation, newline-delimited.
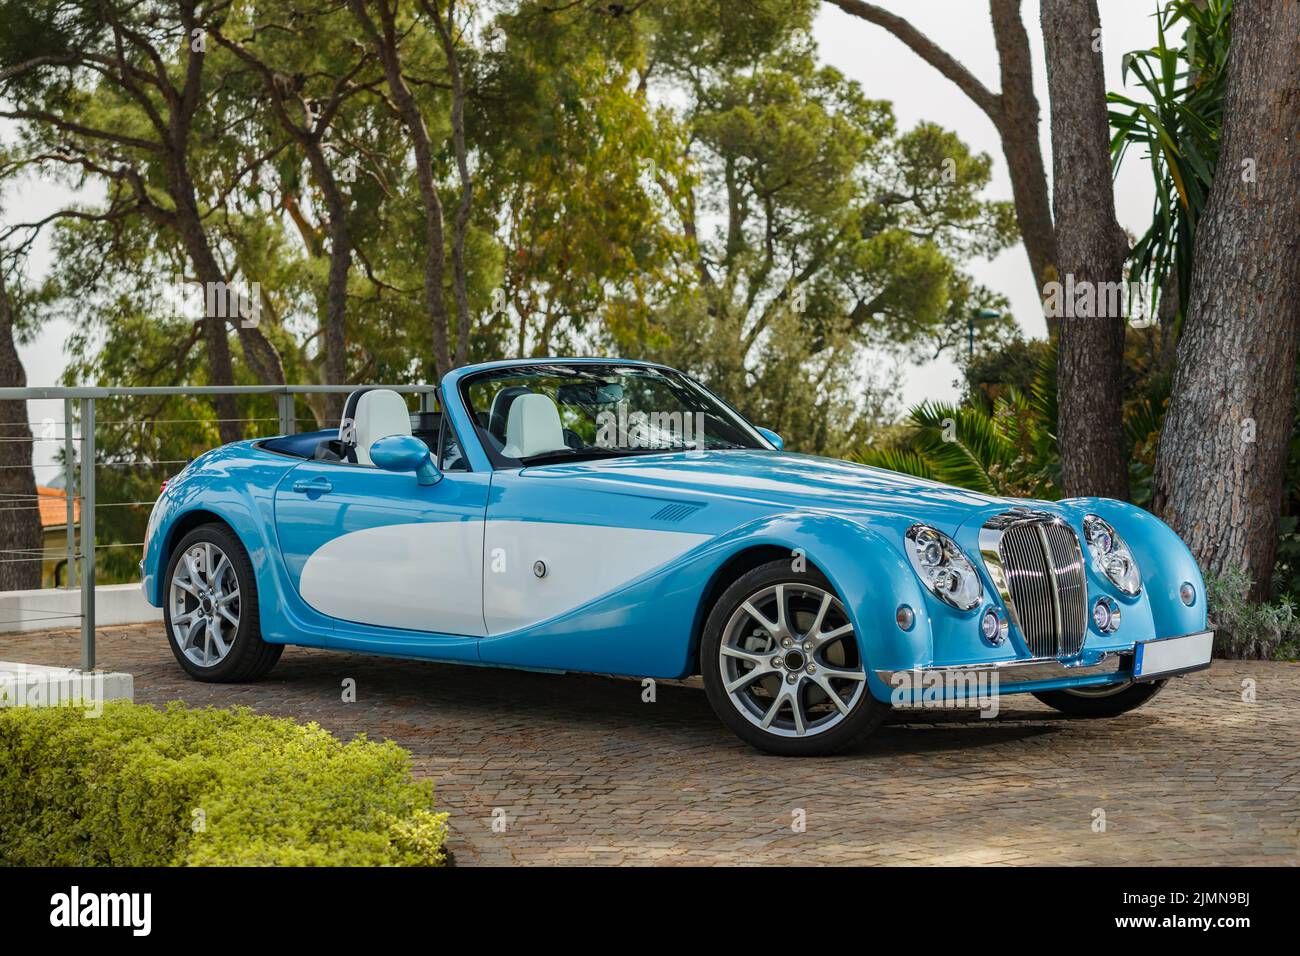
[1032, 679, 1166, 718]
[163, 523, 282, 683]
[700, 560, 890, 756]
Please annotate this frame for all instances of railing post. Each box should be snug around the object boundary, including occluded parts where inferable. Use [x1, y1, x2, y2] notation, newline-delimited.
[277, 391, 296, 436]
[63, 397, 77, 589]
[79, 397, 95, 671]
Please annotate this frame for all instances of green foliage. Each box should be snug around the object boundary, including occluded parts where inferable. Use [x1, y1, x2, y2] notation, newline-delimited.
[3, 0, 1020, 471]
[859, 392, 1058, 500]
[0, 701, 448, 866]
[1205, 567, 1300, 661]
[963, 335, 1055, 409]
[1109, 0, 1231, 329]
[862, 345, 1059, 499]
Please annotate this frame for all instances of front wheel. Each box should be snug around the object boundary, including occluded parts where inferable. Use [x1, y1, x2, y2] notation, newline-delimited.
[1032, 679, 1166, 718]
[701, 561, 889, 756]
[163, 523, 282, 683]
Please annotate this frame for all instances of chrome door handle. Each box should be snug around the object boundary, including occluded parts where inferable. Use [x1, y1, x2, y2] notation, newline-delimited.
[291, 477, 333, 495]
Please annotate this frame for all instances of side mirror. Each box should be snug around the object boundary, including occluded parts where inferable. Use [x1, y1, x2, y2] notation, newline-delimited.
[756, 426, 784, 450]
[370, 434, 442, 486]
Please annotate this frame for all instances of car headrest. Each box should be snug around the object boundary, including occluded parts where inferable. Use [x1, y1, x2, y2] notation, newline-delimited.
[488, 385, 533, 442]
[340, 388, 411, 466]
[503, 393, 565, 459]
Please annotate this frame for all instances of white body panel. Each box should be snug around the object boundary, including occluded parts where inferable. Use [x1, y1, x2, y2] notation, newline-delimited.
[482, 521, 712, 635]
[299, 520, 487, 635]
[298, 519, 711, 636]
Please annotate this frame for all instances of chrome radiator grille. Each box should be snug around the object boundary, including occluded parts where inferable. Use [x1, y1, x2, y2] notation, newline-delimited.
[984, 514, 1087, 658]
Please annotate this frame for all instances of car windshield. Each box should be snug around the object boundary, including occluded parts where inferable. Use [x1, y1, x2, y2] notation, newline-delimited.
[460, 363, 771, 467]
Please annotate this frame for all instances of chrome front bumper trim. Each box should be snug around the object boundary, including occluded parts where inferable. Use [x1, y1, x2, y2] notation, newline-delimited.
[875, 650, 1127, 688]
[875, 630, 1215, 689]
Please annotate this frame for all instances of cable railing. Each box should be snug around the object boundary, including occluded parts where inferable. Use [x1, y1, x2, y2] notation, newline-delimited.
[0, 384, 437, 670]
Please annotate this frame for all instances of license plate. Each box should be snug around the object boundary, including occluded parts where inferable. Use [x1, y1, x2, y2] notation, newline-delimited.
[1134, 630, 1213, 680]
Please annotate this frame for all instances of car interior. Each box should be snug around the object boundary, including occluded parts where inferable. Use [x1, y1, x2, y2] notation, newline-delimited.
[260, 387, 467, 471]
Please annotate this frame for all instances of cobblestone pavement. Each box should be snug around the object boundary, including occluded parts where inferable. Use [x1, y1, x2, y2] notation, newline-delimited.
[4, 624, 1298, 865]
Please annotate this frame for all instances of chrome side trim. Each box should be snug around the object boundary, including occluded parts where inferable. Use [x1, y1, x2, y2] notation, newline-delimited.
[875, 650, 1127, 688]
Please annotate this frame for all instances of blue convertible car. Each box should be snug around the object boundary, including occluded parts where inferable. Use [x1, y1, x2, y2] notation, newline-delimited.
[142, 358, 1213, 755]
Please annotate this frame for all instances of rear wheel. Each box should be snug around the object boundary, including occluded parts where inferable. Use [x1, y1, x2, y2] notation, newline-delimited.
[701, 561, 889, 756]
[164, 523, 281, 682]
[1032, 679, 1166, 717]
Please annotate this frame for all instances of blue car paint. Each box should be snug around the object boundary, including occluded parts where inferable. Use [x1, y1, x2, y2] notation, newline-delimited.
[143, 357, 1208, 703]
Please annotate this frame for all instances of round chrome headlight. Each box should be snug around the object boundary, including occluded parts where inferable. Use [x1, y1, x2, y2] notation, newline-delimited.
[1082, 514, 1141, 595]
[905, 525, 983, 611]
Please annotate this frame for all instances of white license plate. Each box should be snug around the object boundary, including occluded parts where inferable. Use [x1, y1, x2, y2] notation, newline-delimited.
[1134, 630, 1213, 680]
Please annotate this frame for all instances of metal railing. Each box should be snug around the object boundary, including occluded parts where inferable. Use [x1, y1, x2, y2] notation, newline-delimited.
[0, 384, 437, 670]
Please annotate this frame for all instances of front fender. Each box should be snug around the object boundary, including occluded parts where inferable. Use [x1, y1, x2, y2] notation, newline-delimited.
[689, 511, 933, 702]
[1062, 498, 1209, 639]
[142, 442, 328, 645]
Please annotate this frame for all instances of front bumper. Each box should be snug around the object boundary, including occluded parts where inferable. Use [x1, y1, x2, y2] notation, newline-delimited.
[875, 629, 1213, 701]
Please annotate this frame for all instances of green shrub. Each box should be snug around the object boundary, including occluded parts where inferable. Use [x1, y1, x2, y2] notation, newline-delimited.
[0, 701, 448, 866]
[1205, 567, 1300, 661]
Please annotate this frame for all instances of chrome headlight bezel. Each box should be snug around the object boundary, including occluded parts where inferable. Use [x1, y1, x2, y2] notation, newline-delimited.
[1082, 514, 1141, 596]
[904, 524, 983, 611]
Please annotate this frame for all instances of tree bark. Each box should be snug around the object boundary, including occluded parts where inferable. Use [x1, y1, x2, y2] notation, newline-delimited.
[350, 0, 454, 379]
[0, 267, 43, 591]
[988, 0, 1058, 297]
[1041, 0, 1129, 500]
[825, 0, 1057, 307]
[1151, 0, 1300, 599]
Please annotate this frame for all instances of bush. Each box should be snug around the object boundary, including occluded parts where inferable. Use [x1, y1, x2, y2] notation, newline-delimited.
[0, 701, 448, 866]
[1205, 567, 1300, 661]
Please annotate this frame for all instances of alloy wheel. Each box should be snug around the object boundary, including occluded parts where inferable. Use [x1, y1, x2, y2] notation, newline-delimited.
[718, 582, 866, 738]
[168, 541, 241, 667]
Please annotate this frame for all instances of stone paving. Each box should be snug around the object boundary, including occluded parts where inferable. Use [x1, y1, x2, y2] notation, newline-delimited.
[3, 623, 1297, 865]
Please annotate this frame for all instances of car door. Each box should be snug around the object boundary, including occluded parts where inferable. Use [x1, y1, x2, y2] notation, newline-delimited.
[273, 455, 489, 636]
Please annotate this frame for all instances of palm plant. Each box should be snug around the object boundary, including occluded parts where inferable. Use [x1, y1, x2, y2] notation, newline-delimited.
[859, 349, 1059, 499]
[1108, 0, 1231, 332]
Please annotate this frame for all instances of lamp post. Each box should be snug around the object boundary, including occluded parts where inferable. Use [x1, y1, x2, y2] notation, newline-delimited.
[968, 308, 1002, 360]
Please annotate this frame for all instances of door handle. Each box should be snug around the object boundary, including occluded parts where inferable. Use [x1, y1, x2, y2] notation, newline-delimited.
[292, 477, 333, 495]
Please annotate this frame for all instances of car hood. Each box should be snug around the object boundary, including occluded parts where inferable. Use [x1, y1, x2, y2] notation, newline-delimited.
[519, 449, 1034, 530]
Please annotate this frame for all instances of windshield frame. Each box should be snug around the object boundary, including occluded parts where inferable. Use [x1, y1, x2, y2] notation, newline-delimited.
[456, 361, 774, 470]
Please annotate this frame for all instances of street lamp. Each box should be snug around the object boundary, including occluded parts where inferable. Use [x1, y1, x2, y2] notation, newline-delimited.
[968, 308, 1002, 360]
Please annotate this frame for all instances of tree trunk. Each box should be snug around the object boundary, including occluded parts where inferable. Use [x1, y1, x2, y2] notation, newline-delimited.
[0, 268, 43, 591]
[167, 161, 286, 444]
[988, 0, 1058, 300]
[350, 0, 454, 380]
[306, 148, 352, 425]
[1041, 0, 1130, 500]
[825, 0, 1058, 312]
[429, 0, 474, 369]
[1151, 0, 1300, 600]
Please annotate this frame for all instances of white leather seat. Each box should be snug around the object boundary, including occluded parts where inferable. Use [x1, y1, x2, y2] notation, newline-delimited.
[503, 393, 565, 459]
[343, 389, 412, 465]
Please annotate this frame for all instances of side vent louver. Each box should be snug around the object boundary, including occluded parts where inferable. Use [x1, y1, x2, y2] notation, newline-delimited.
[649, 502, 704, 523]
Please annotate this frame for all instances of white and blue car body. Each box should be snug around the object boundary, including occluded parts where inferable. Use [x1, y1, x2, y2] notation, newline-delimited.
[142, 358, 1212, 755]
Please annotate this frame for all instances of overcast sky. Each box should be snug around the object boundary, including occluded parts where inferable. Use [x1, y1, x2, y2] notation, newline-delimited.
[8, 0, 1171, 416]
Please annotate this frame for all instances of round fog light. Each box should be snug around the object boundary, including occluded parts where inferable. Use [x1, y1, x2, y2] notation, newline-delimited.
[1180, 582, 1196, 606]
[895, 604, 915, 631]
[980, 609, 1005, 645]
[1092, 597, 1121, 633]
